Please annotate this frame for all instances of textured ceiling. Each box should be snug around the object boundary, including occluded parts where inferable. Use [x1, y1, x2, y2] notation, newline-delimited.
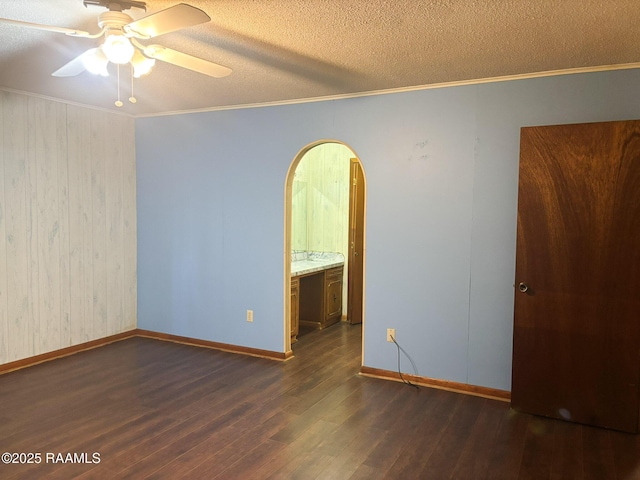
[1, 0, 639, 116]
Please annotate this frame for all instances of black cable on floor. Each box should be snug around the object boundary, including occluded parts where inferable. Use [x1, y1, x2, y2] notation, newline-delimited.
[391, 335, 420, 391]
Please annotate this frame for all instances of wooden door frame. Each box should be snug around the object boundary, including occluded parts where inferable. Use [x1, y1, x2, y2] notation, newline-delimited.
[284, 140, 367, 356]
[348, 158, 365, 325]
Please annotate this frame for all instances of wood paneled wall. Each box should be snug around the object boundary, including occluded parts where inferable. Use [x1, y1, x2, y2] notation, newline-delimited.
[292, 143, 351, 254]
[0, 91, 136, 365]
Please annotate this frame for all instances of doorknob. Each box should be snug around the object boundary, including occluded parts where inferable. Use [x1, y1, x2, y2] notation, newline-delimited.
[518, 282, 529, 293]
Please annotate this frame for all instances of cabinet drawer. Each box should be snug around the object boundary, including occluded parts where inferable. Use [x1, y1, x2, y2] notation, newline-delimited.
[325, 266, 343, 282]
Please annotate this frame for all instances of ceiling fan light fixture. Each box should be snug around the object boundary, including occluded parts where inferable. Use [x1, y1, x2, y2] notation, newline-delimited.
[102, 31, 134, 64]
[82, 47, 109, 76]
[131, 49, 155, 78]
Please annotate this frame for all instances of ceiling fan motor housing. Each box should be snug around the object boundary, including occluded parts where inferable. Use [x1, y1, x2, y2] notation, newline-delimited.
[83, 0, 147, 12]
[98, 11, 134, 30]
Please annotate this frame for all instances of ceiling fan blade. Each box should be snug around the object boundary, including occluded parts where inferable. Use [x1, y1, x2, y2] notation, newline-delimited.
[52, 50, 94, 77]
[143, 45, 232, 78]
[125, 3, 210, 39]
[0, 17, 90, 37]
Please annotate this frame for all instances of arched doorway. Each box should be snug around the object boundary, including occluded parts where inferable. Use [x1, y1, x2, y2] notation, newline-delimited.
[283, 140, 366, 354]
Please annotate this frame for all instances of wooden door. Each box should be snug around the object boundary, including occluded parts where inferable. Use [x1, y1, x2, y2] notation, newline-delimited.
[512, 120, 640, 433]
[348, 158, 365, 324]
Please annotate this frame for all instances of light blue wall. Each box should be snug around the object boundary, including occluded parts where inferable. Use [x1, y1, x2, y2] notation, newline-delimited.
[136, 69, 640, 390]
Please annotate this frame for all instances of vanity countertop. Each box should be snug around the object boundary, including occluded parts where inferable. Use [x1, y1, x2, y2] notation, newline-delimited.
[291, 251, 345, 277]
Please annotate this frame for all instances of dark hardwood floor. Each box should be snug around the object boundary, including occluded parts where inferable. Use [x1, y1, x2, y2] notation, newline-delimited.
[0, 323, 639, 479]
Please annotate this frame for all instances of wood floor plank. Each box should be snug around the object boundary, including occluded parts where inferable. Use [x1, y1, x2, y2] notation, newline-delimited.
[380, 389, 464, 477]
[359, 386, 447, 475]
[485, 408, 530, 479]
[314, 425, 384, 480]
[142, 424, 247, 479]
[1, 323, 639, 480]
[449, 398, 508, 479]
[265, 450, 334, 480]
[211, 439, 286, 479]
[550, 420, 584, 480]
[111, 405, 256, 478]
[609, 430, 640, 479]
[518, 416, 557, 480]
[582, 426, 617, 480]
[348, 463, 388, 480]
[418, 394, 486, 478]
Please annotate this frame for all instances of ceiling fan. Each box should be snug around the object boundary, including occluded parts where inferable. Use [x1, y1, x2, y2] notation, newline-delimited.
[0, 1, 232, 106]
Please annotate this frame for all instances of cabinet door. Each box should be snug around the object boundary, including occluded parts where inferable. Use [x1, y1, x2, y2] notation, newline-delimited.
[291, 277, 300, 341]
[325, 267, 343, 321]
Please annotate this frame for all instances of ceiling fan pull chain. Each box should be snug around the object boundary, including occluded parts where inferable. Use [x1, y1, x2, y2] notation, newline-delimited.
[115, 63, 123, 107]
[129, 65, 137, 104]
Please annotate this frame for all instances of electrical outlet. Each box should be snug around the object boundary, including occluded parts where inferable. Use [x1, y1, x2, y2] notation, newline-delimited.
[387, 328, 395, 342]
[246, 310, 254, 322]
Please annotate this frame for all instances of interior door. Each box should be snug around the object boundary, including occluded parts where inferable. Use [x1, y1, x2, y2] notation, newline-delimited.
[348, 158, 364, 325]
[512, 120, 640, 433]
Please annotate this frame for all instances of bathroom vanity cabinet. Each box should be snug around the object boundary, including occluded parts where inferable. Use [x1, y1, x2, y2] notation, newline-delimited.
[290, 253, 344, 343]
